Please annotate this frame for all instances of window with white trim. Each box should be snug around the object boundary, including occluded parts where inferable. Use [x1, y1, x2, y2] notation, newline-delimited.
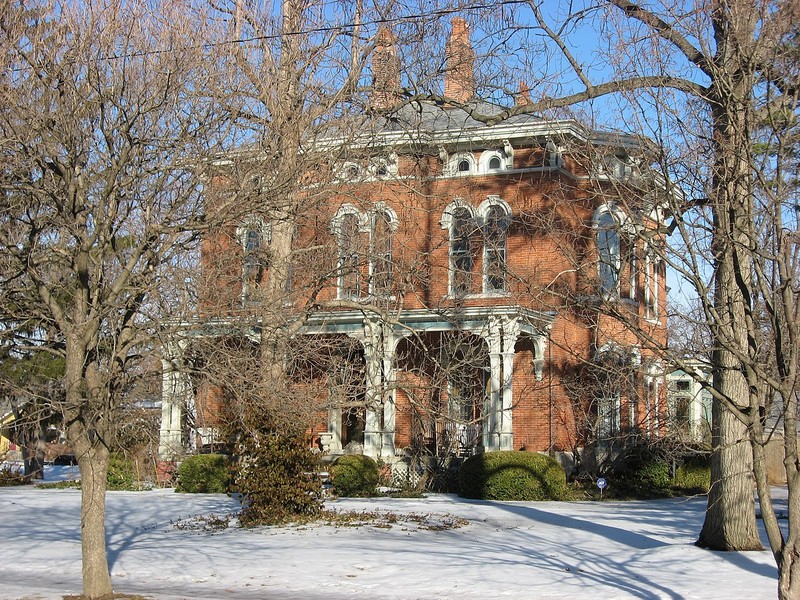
[644, 246, 660, 319]
[370, 208, 394, 296]
[597, 210, 620, 296]
[332, 208, 365, 300]
[447, 153, 476, 176]
[479, 149, 511, 174]
[481, 202, 510, 292]
[237, 220, 270, 302]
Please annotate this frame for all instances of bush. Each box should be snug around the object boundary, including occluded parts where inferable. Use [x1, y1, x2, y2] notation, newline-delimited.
[330, 454, 380, 497]
[107, 453, 139, 491]
[614, 445, 671, 498]
[0, 466, 29, 487]
[458, 451, 567, 501]
[673, 454, 711, 493]
[235, 428, 322, 526]
[176, 454, 231, 494]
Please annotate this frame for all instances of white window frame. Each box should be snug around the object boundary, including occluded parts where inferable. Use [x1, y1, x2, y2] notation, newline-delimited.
[478, 149, 511, 174]
[593, 203, 633, 299]
[331, 205, 368, 300]
[477, 196, 512, 294]
[441, 199, 477, 297]
[447, 152, 476, 176]
[368, 203, 398, 297]
[236, 219, 271, 303]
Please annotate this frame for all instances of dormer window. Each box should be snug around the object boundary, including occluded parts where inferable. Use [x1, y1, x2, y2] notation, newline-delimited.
[458, 159, 470, 172]
[488, 156, 501, 170]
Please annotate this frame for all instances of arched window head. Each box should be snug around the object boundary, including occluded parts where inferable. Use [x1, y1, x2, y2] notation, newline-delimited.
[479, 149, 511, 174]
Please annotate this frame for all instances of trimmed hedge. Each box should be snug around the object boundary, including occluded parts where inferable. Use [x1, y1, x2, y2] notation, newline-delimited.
[177, 454, 230, 494]
[458, 451, 567, 501]
[330, 454, 380, 497]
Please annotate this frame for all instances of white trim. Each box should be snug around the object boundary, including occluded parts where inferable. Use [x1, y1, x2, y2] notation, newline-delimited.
[446, 152, 477, 176]
[478, 149, 511, 173]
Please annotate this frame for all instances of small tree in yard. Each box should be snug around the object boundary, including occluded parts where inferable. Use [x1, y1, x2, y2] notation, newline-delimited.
[0, 2, 225, 597]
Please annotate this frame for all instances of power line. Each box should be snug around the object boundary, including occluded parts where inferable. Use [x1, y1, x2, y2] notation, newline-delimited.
[103, 0, 529, 60]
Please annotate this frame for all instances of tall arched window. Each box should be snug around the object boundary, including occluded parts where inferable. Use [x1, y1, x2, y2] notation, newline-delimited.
[483, 205, 509, 292]
[370, 209, 394, 296]
[596, 208, 621, 296]
[451, 207, 475, 296]
[337, 212, 363, 299]
[237, 220, 270, 302]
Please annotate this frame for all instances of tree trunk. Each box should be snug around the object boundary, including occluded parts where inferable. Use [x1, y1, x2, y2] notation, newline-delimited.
[73, 430, 112, 598]
[698, 4, 762, 550]
[64, 340, 114, 599]
[698, 387, 761, 550]
[779, 546, 800, 600]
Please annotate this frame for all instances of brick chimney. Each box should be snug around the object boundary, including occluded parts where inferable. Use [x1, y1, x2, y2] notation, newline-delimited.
[515, 80, 532, 106]
[444, 17, 475, 104]
[371, 27, 401, 111]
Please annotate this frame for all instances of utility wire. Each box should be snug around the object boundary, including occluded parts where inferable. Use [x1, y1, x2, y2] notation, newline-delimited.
[102, 0, 529, 60]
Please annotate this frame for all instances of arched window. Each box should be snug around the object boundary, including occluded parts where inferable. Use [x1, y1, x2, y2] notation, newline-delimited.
[237, 220, 270, 302]
[479, 149, 510, 173]
[451, 207, 475, 296]
[478, 196, 512, 293]
[448, 153, 476, 176]
[370, 209, 394, 296]
[596, 208, 621, 296]
[336, 212, 363, 299]
[645, 245, 661, 319]
[483, 205, 509, 292]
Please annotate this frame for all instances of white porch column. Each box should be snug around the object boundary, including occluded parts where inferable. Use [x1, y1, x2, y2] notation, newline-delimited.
[500, 317, 520, 451]
[380, 330, 409, 459]
[483, 316, 519, 452]
[350, 320, 381, 458]
[326, 406, 343, 452]
[158, 339, 190, 460]
[484, 318, 503, 451]
[349, 320, 406, 460]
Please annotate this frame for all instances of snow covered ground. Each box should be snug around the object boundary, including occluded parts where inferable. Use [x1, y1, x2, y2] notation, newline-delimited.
[0, 465, 781, 600]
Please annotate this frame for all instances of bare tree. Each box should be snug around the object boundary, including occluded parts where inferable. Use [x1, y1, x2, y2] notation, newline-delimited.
[413, 0, 798, 594]
[0, 1, 225, 596]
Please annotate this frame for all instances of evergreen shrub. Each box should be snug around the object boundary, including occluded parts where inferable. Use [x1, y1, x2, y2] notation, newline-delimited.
[235, 428, 322, 526]
[330, 454, 380, 497]
[107, 453, 138, 491]
[673, 454, 711, 493]
[176, 454, 231, 494]
[615, 445, 671, 497]
[458, 451, 567, 501]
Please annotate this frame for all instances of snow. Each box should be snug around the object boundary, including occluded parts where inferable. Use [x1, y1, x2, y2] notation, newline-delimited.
[0, 466, 781, 600]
